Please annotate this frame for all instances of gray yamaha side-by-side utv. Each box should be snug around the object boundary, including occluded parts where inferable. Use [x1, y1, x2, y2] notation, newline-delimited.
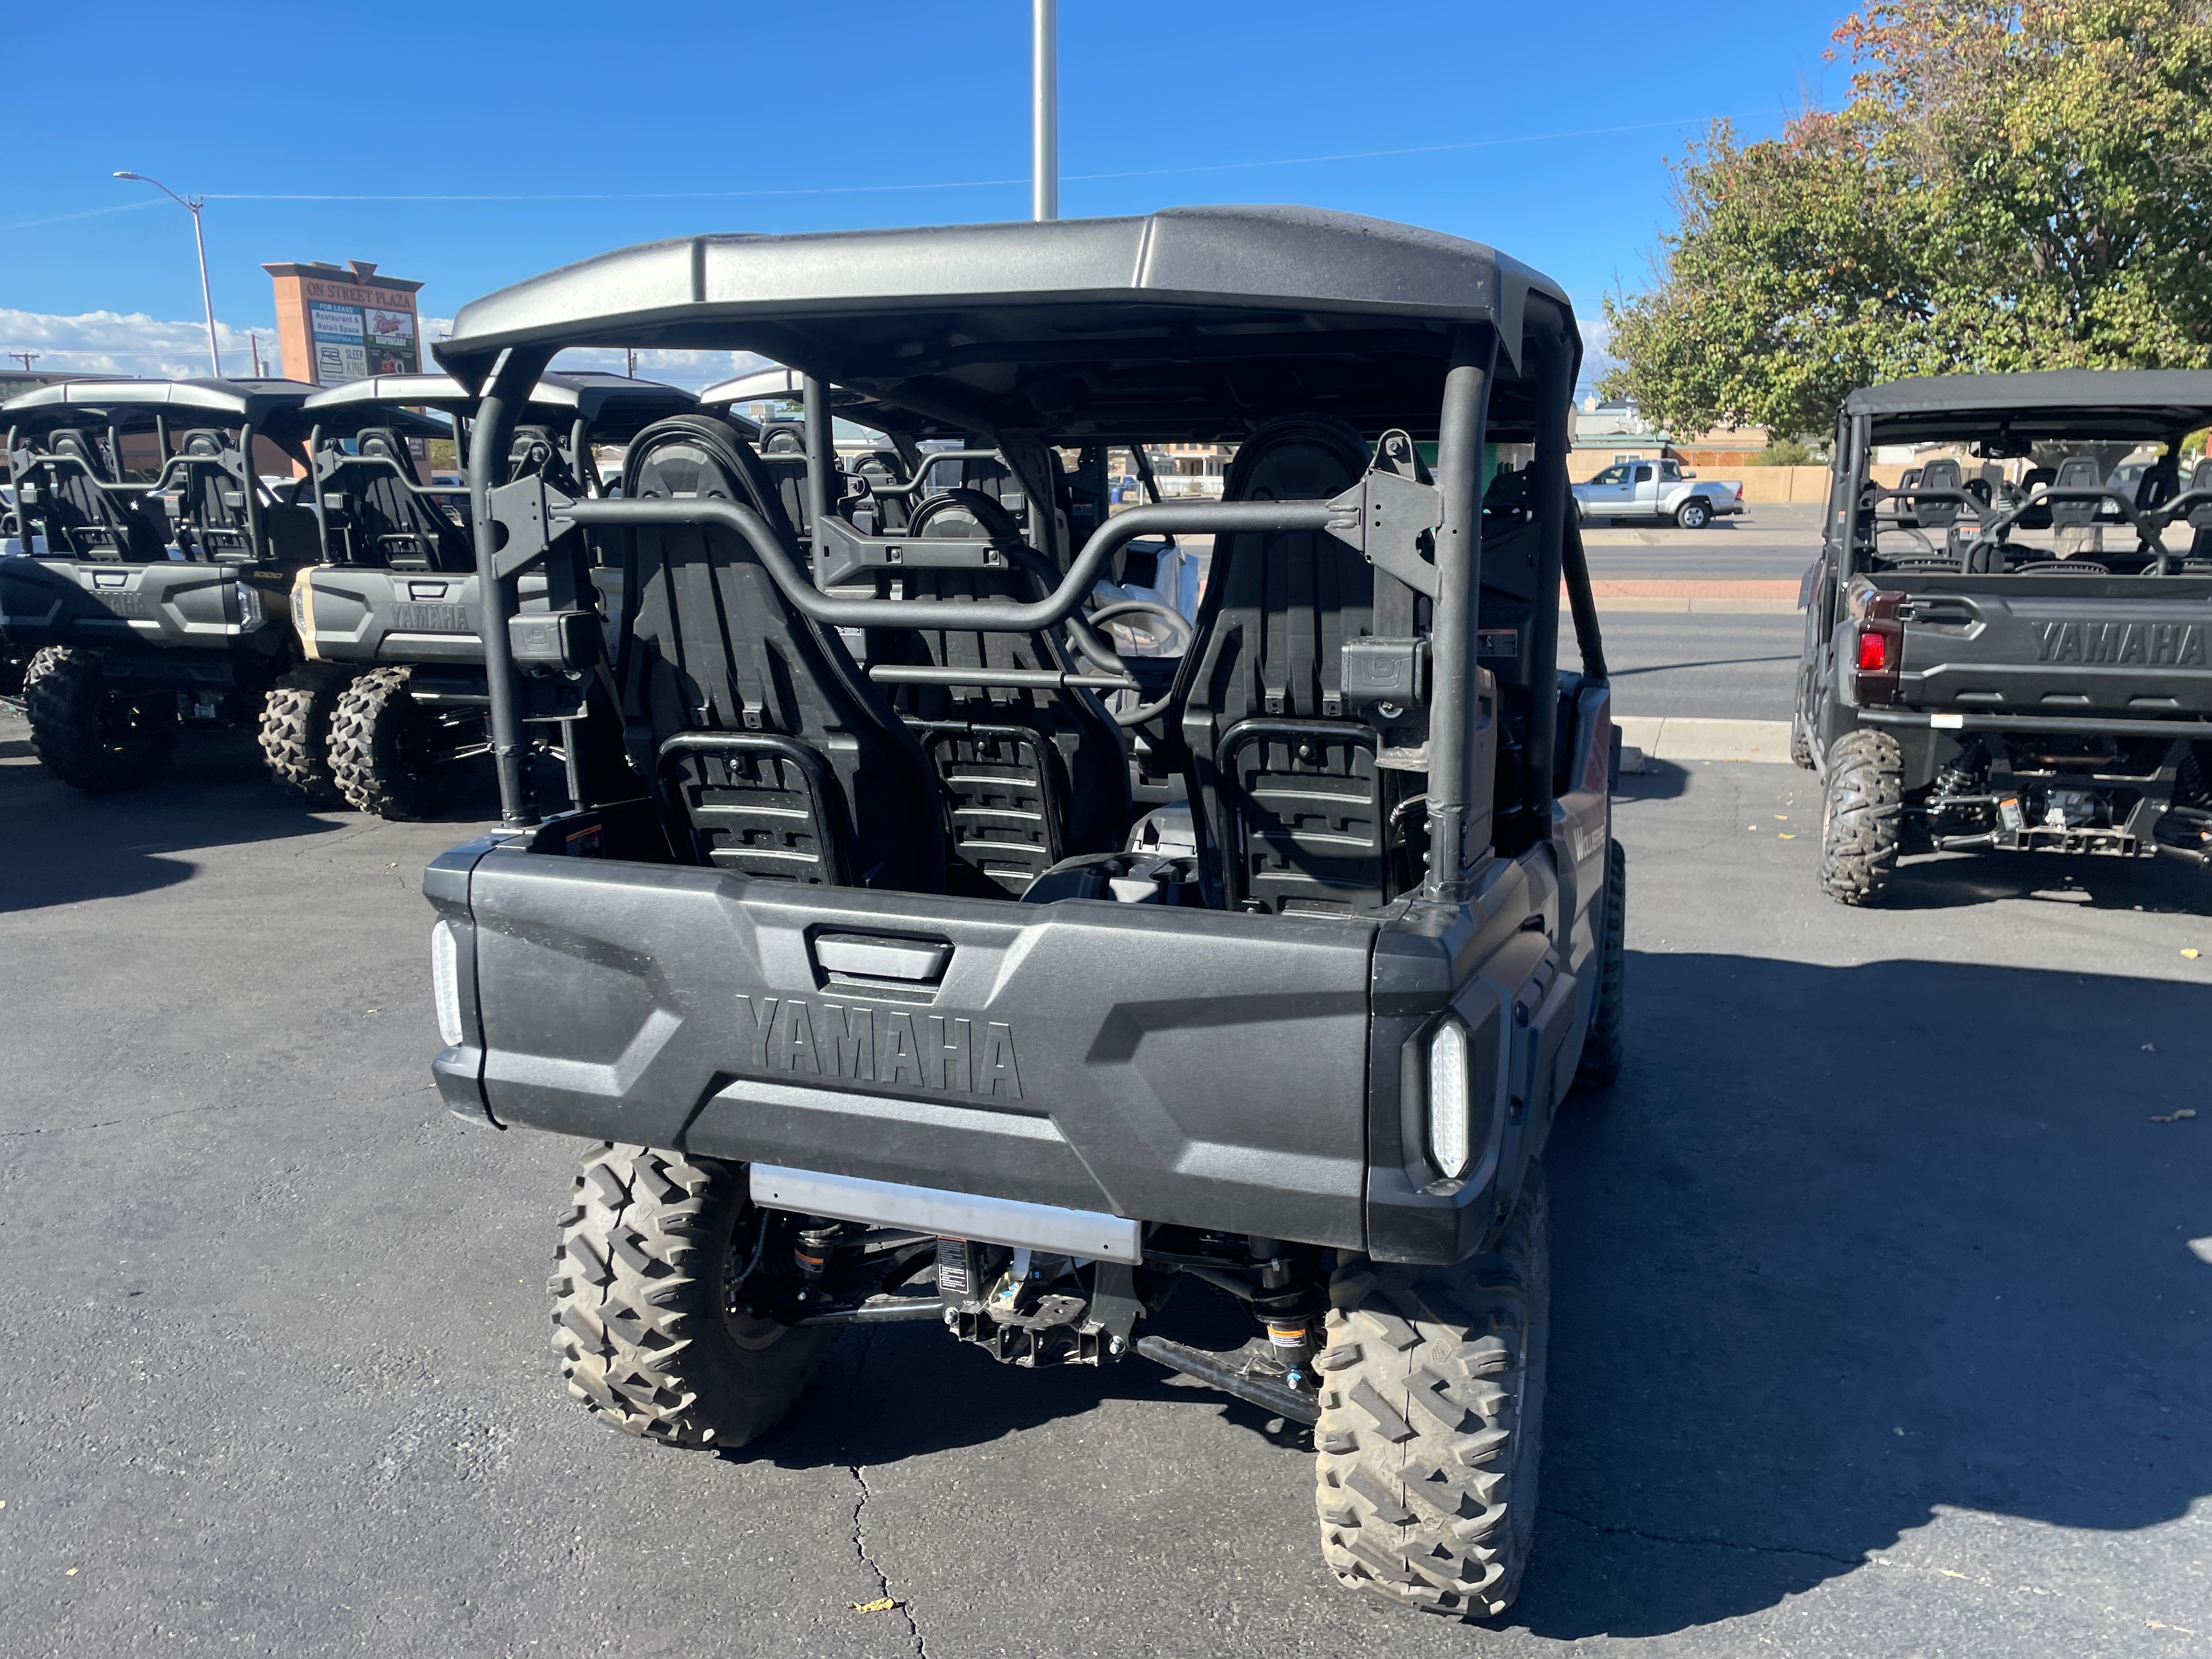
[424, 207, 1623, 1618]
[0, 377, 330, 795]
[292, 371, 696, 817]
[1795, 372, 2212, 903]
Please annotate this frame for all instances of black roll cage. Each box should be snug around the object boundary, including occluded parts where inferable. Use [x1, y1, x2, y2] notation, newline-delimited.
[466, 317, 1600, 907]
[5, 416, 283, 560]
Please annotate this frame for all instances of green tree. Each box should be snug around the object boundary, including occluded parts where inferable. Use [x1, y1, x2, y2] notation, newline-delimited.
[1602, 1, 2212, 436]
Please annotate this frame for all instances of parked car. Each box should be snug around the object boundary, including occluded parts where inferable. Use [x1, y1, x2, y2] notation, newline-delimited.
[1573, 456, 1743, 528]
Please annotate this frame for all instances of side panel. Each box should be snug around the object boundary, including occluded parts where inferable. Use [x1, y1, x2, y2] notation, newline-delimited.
[465, 850, 1379, 1247]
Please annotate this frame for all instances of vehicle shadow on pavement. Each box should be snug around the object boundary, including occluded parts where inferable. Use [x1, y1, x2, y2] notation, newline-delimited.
[1615, 759, 1693, 802]
[0, 728, 348, 912]
[1880, 849, 2211, 914]
[1512, 948, 2210, 1640]
[753, 1278, 1313, 1473]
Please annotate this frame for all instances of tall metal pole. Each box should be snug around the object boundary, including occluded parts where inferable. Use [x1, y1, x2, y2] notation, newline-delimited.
[115, 172, 222, 377]
[1031, 0, 1058, 222]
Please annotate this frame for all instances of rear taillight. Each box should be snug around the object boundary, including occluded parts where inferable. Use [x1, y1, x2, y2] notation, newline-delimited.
[1427, 1017, 1471, 1178]
[1858, 630, 1890, 672]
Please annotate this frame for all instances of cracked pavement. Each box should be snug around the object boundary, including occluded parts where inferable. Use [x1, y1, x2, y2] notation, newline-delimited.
[2, 706, 2207, 1656]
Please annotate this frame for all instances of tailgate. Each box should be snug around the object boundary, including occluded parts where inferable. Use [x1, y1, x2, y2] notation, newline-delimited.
[1899, 589, 2212, 712]
[452, 848, 1380, 1248]
[295, 566, 624, 664]
[0, 557, 255, 649]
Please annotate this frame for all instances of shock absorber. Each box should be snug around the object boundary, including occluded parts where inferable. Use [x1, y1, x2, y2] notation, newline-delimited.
[1246, 1236, 1319, 1387]
[792, 1217, 844, 1305]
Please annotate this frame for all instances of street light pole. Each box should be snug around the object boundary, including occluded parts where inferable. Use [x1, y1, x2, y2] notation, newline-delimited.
[1031, 0, 1057, 222]
[114, 171, 222, 377]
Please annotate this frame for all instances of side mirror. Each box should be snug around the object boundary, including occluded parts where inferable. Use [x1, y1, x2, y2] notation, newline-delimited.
[1681, 470, 1698, 479]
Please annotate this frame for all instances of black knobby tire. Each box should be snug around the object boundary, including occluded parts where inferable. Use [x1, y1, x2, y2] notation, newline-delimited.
[1316, 1168, 1551, 1621]
[329, 664, 475, 820]
[1571, 840, 1626, 1092]
[1673, 498, 1711, 530]
[551, 1143, 832, 1449]
[257, 663, 353, 806]
[21, 645, 176, 793]
[1819, 729, 1905, 905]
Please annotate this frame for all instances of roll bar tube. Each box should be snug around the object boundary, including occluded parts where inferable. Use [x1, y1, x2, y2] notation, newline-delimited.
[475, 346, 558, 827]
[1425, 326, 1497, 904]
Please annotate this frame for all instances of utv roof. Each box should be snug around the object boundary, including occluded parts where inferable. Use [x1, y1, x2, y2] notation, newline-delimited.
[301, 370, 695, 441]
[2, 376, 319, 438]
[437, 208, 1576, 441]
[1846, 370, 2212, 443]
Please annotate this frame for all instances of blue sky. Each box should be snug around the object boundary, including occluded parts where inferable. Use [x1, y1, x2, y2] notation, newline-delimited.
[3, 0, 1852, 385]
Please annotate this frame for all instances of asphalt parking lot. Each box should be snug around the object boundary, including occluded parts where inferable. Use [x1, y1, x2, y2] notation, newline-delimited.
[3, 654, 2208, 1656]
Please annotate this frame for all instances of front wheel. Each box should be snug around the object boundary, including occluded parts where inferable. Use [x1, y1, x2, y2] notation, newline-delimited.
[257, 663, 353, 806]
[552, 1144, 833, 1449]
[328, 664, 480, 820]
[1317, 1167, 1550, 1621]
[1673, 498, 1711, 530]
[21, 645, 176, 792]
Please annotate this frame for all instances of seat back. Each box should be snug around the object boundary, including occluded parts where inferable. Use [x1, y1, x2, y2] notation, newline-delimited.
[1915, 458, 1963, 530]
[1177, 415, 1424, 916]
[171, 429, 258, 558]
[348, 428, 472, 571]
[864, 488, 1131, 896]
[34, 428, 160, 559]
[618, 414, 945, 891]
[2186, 459, 2212, 557]
[2051, 457, 2104, 529]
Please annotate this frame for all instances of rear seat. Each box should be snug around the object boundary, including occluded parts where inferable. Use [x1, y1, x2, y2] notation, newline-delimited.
[862, 487, 1131, 897]
[617, 414, 946, 891]
[1175, 415, 1427, 915]
[343, 427, 473, 571]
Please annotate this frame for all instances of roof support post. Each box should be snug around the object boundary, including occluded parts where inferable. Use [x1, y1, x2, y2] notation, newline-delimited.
[803, 373, 833, 578]
[473, 345, 556, 829]
[1425, 325, 1497, 905]
[1521, 328, 1573, 844]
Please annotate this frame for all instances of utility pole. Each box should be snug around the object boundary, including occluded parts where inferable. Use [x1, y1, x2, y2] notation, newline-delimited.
[1031, 0, 1058, 222]
[114, 171, 222, 376]
[7, 352, 37, 374]
[249, 332, 264, 377]
[625, 347, 637, 379]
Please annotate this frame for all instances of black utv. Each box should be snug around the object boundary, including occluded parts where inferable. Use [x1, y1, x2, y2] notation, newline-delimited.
[1795, 371, 2212, 904]
[292, 371, 696, 817]
[0, 377, 338, 795]
[422, 207, 1624, 1618]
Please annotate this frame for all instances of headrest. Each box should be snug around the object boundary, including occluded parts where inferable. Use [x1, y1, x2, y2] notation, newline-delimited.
[177, 428, 227, 458]
[357, 427, 410, 462]
[1918, 458, 1962, 489]
[1220, 414, 1368, 503]
[2055, 457, 2103, 487]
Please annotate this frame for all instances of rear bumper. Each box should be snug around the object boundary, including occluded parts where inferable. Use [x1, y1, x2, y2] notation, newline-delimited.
[0, 557, 284, 656]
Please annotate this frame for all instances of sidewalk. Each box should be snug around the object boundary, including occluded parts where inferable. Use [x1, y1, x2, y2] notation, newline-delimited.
[1616, 715, 1796, 766]
[1582, 579, 1801, 614]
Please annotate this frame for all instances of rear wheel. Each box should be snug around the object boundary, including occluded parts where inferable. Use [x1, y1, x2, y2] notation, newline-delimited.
[1316, 1167, 1550, 1621]
[22, 645, 176, 792]
[1673, 498, 1711, 530]
[257, 663, 352, 806]
[1819, 729, 1905, 905]
[1571, 839, 1626, 1092]
[328, 664, 478, 820]
[551, 1144, 833, 1449]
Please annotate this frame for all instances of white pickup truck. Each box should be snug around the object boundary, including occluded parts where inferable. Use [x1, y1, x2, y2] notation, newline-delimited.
[1574, 457, 1744, 528]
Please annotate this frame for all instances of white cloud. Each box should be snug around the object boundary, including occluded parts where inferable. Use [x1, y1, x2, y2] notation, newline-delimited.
[0, 307, 282, 379]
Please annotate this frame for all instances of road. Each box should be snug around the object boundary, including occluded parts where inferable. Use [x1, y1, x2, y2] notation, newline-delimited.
[1581, 503, 1821, 582]
[3, 704, 2206, 1659]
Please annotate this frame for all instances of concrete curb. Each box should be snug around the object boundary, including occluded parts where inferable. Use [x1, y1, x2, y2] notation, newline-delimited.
[1616, 716, 1796, 766]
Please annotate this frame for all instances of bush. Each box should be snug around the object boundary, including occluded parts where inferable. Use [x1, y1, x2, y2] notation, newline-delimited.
[1746, 437, 1820, 466]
